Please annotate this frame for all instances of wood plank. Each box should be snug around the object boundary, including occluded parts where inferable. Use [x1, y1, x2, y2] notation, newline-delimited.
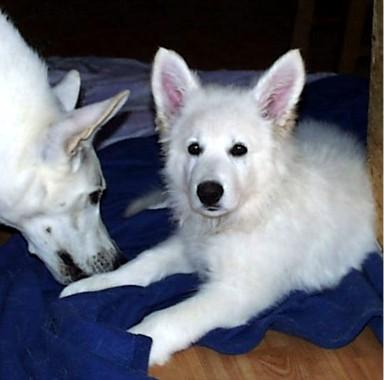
[292, 0, 315, 59]
[339, 0, 369, 73]
[367, 0, 383, 247]
[0, 227, 12, 245]
[150, 328, 382, 379]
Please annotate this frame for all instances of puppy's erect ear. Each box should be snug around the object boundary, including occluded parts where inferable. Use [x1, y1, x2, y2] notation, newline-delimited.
[151, 48, 200, 131]
[53, 70, 81, 112]
[253, 50, 305, 131]
[43, 90, 129, 162]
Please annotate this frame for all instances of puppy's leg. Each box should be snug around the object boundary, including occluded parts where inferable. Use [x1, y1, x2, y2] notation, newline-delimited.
[129, 281, 276, 366]
[60, 235, 190, 297]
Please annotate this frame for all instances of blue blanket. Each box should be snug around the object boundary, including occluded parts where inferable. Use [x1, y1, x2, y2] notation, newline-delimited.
[0, 71, 382, 379]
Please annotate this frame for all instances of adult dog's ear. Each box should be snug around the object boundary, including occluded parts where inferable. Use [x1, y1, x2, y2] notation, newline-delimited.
[53, 70, 81, 112]
[42, 90, 129, 163]
[151, 48, 200, 132]
[253, 49, 305, 133]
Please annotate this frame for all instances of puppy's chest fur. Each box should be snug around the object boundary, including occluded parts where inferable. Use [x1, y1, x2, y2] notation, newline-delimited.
[179, 215, 254, 281]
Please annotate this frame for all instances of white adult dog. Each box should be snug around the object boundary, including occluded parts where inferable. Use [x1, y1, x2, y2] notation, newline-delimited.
[0, 11, 129, 284]
[62, 48, 376, 365]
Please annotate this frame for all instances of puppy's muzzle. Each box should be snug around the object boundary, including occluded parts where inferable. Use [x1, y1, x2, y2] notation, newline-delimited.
[197, 181, 224, 209]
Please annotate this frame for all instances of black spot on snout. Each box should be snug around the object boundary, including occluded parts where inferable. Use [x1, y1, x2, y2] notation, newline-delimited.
[86, 243, 126, 273]
[58, 250, 87, 281]
[45, 227, 52, 234]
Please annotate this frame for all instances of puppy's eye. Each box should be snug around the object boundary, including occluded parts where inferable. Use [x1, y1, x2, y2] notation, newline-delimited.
[89, 190, 103, 205]
[188, 142, 202, 156]
[229, 143, 248, 157]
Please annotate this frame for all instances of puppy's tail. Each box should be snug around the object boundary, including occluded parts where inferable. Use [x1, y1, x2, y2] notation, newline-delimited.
[124, 189, 168, 217]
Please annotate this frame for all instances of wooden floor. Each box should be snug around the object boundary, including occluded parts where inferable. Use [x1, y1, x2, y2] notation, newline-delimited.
[0, 229, 12, 245]
[0, 230, 382, 379]
[150, 328, 382, 380]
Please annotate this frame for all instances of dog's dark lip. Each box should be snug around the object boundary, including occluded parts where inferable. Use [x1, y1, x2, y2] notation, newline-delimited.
[198, 204, 229, 217]
[206, 206, 220, 211]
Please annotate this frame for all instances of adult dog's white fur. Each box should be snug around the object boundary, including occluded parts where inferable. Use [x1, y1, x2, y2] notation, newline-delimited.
[62, 48, 376, 365]
[0, 11, 129, 284]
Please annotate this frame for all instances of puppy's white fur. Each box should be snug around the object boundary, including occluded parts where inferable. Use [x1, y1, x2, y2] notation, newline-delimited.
[62, 48, 376, 365]
[0, 11, 129, 284]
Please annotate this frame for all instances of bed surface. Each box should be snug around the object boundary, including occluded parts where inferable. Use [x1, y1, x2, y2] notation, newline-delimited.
[0, 57, 381, 380]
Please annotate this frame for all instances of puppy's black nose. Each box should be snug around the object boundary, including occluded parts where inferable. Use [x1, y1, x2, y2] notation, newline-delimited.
[197, 181, 224, 207]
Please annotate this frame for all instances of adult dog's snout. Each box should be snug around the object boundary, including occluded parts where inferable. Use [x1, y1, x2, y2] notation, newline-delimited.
[197, 181, 224, 208]
[58, 247, 126, 284]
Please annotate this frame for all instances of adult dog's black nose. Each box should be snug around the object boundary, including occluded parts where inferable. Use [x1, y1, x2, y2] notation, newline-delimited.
[197, 181, 224, 207]
[58, 250, 88, 281]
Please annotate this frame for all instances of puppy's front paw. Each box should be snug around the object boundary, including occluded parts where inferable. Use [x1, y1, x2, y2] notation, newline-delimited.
[128, 312, 190, 366]
[60, 275, 109, 298]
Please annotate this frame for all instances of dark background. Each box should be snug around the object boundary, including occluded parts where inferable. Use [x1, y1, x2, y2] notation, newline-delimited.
[0, 1, 373, 75]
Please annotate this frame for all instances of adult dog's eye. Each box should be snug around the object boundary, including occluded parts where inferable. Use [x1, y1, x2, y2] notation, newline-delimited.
[89, 190, 103, 205]
[188, 142, 202, 156]
[229, 143, 248, 157]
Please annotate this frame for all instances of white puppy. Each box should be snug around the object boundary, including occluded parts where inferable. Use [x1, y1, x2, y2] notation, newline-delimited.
[0, 11, 129, 284]
[62, 48, 376, 366]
